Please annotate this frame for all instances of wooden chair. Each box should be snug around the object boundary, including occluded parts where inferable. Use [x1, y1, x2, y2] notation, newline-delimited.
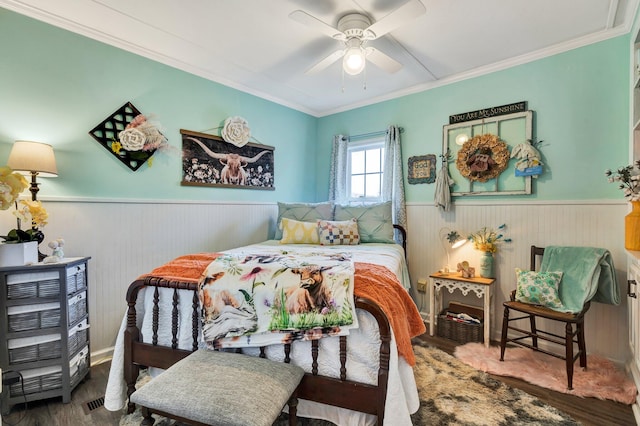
[499, 245, 590, 390]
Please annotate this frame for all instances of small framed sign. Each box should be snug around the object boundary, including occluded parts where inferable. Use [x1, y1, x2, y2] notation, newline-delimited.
[408, 154, 436, 184]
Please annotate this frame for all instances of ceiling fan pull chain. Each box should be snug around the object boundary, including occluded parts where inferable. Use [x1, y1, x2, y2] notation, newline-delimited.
[341, 67, 345, 93]
[363, 64, 367, 90]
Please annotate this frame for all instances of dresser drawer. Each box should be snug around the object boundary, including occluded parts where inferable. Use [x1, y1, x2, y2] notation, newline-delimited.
[6, 271, 60, 300]
[66, 264, 86, 295]
[67, 291, 87, 325]
[7, 302, 61, 332]
[8, 365, 63, 397]
[68, 319, 89, 356]
[7, 333, 62, 364]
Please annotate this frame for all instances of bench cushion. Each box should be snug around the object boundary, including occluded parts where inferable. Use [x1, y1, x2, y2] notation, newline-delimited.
[130, 349, 304, 426]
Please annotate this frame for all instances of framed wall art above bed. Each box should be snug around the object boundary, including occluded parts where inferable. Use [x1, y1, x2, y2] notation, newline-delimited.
[180, 129, 275, 190]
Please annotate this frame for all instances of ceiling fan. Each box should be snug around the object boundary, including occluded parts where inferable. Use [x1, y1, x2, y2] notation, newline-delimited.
[289, 0, 426, 76]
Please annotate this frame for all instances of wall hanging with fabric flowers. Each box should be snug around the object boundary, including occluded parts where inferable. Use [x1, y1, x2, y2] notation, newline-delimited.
[88, 101, 169, 171]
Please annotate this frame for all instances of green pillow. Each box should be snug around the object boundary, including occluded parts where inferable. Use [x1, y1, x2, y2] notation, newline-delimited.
[273, 202, 334, 240]
[334, 201, 394, 243]
[514, 268, 566, 311]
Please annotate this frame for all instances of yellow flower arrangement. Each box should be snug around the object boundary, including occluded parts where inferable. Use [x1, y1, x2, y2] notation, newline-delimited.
[14, 200, 48, 228]
[0, 166, 48, 243]
[468, 224, 512, 253]
[0, 166, 28, 210]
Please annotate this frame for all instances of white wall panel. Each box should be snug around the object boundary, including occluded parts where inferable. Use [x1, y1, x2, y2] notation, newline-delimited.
[406, 201, 629, 363]
[0, 199, 628, 364]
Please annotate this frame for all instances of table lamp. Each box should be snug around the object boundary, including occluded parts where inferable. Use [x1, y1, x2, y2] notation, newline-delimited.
[7, 140, 58, 201]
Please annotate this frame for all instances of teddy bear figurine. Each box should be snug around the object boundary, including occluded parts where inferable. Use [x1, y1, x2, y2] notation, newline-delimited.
[43, 238, 65, 264]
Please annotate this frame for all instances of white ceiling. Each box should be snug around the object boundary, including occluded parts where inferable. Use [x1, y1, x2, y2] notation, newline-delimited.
[1, 0, 637, 117]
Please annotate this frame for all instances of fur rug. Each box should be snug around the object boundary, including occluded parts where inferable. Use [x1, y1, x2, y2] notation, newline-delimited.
[410, 339, 578, 425]
[120, 342, 579, 425]
[454, 342, 637, 405]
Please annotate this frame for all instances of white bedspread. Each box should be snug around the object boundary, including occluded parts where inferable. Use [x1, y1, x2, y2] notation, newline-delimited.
[104, 242, 419, 426]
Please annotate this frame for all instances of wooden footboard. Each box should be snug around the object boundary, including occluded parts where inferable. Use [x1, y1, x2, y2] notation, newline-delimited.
[124, 276, 391, 425]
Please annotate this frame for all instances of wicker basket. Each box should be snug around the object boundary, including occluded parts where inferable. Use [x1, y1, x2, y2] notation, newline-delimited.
[437, 302, 484, 344]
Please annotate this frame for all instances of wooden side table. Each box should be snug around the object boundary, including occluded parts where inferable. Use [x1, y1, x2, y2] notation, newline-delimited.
[429, 272, 496, 348]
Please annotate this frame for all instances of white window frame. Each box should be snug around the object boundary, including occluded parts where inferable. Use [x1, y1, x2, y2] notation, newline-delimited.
[346, 137, 385, 203]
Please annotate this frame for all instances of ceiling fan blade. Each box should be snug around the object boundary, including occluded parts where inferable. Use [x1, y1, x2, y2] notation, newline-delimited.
[363, 0, 426, 40]
[305, 49, 345, 75]
[366, 47, 402, 73]
[289, 10, 346, 41]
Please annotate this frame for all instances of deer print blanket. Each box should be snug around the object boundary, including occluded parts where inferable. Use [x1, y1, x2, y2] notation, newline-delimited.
[199, 246, 357, 349]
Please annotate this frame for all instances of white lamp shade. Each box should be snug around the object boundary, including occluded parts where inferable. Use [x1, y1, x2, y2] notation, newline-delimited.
[7, 140, 58, 177]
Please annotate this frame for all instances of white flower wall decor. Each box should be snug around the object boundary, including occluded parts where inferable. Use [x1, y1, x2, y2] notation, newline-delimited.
[221, 116, 251, 147]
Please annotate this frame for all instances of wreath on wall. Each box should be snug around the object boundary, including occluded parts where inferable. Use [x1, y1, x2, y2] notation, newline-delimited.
[456, 134, 510, 182]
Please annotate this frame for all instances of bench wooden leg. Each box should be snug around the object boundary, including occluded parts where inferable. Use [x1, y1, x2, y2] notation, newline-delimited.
[141, 406, 155, 425]
[288, 393, 298, 426]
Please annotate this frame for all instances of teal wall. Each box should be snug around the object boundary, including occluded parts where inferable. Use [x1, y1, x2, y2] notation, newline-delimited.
[0, 9, 317, 202]
[316, 35, 630, 202]
[0, 8, 631, 204]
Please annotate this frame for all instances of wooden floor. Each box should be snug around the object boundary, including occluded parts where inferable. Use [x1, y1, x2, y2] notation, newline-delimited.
[0, 336, 637, 425]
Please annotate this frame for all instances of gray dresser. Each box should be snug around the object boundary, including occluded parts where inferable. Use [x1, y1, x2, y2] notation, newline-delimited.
[0, 257, 91, 414]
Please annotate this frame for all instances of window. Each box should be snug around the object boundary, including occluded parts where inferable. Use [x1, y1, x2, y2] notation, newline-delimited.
[347, 138, 384, 202]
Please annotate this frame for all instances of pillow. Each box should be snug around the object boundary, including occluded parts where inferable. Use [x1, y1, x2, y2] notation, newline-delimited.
[317, 219, 360, 246]
[279, 218, 320, 244]
[274, 202, 334, 240]
[514, 268, 566, 311]
[333, 201, 394, 243]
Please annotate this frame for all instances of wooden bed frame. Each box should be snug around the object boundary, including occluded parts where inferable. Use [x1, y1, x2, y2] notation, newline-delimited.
[123, 225, 407, 425]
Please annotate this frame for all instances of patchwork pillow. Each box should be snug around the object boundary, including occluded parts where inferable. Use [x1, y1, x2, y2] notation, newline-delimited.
[274, 202, 334, 240]
[279, 218, 320, 244]
[317, 219, 360, 246]
[334, 201, 394, 243]
[515, 268, 566, 311]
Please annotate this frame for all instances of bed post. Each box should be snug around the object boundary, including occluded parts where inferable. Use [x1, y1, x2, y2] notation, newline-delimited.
[124, 279, 147, 413]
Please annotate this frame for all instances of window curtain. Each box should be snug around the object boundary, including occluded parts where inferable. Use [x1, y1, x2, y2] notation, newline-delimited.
[382, 125, 408, 231]
[328, 134, 349, 204]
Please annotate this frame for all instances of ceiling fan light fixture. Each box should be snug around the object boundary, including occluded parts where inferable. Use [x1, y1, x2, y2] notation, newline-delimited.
[343, 45, 366, 75]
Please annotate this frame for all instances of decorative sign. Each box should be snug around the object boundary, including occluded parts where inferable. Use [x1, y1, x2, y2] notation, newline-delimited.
[181, 129, 274, 190]
[408, 155, 436, 184]
[449, 101, 527, 124]
[89, 102, 159, 171]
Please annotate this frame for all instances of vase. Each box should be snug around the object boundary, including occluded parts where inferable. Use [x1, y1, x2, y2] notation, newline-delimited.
[479, 251, 494, 278]
[626, 201, 640, 251]
[0, 241, 38, 267]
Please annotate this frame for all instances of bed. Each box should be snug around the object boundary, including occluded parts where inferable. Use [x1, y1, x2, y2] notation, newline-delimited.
[104, 202, 426, 425]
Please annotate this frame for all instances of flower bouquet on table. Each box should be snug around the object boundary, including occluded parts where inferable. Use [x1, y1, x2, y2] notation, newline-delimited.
[468, 224, 512, 253]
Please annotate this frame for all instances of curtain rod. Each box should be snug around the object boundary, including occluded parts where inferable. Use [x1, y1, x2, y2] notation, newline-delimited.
[349, 127, 404, 140]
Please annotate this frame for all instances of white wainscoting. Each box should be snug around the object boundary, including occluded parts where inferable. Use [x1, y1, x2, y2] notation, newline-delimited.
[0, 199, 628, 364]
[407, 200, 629, 363]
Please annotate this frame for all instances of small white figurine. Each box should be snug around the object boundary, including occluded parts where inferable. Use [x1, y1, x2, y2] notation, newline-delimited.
[43, 238, 65, 264]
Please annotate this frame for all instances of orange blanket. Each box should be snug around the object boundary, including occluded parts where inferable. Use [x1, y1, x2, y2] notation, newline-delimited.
[140, 253, 425, 365]
[354, 262, 426, 366]
[142, 253, 220, 283]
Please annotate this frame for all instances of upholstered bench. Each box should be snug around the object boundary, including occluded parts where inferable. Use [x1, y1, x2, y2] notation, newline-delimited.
[129, 349, 305, 426]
